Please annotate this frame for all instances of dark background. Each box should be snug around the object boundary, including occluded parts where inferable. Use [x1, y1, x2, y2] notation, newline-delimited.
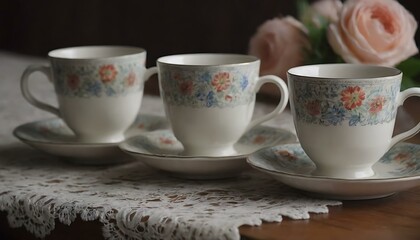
[0, 0, 293, 66]
[1, 0, 419, 95]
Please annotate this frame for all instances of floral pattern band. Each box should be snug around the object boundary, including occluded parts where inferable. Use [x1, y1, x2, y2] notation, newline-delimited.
[159, 66, 257, 108]
[52, 61, 144, 98]
[292, 79, 401, 126]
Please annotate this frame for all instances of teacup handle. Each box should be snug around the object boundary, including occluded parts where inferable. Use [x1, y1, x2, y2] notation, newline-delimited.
[245, 75, 289, 132]
[143, 66, 158, 82]
[390, 87, 420, 146]
[20, 65, 60, 116]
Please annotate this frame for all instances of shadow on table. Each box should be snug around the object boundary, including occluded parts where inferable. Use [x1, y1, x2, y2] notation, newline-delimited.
[0, 143, 110, 170]
[0, 211, 104, 240]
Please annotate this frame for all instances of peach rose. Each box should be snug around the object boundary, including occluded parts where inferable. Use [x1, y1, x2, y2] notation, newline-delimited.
[302, 0, 343, 27]
[327, 0, 418, 67]
[248, 16, 310, 80]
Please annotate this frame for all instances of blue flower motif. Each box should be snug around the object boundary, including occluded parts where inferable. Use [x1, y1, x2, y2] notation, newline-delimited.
[323, 105, 345, 126]
[86, 81, 102, 97]
[240, 76, 249, 91]
[195, 90, 207, 102]
[206, 91, 216, 107]
[199, 72, 212, 83]
[106, 87, 116, 96]
[349, 114, 361, 126]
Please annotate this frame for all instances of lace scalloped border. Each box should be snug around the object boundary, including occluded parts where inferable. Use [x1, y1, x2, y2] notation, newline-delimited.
[0, 191, 341, 240]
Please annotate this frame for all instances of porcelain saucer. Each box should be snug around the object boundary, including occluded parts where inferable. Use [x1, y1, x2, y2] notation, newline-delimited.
[13, 114, 169, 165]
[119, 126, 297, 179]
[247, 143, 420, 200]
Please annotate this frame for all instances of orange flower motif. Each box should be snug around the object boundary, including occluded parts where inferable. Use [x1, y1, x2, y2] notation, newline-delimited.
[340, 86, 365, 110]
[159, 137, 175, 145]
[306, 100, 321, 116]
[211, 72, 231, 92]
[67, 74, 80, 90]
[394, 153, 411, 162]
[224, 95, 233, 102]
[125, 72, 137, 87]
[369, 96, 386, 114]
[179, 81, 193, 95]
[253, 135, 266, 144]
[406, 161, 416, 169]
[172, 72, 183, 82]
[99, 65, 118, 83]
[276, 150, 297, 161]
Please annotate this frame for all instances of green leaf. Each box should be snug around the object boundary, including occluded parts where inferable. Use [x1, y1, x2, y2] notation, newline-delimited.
[396, 57, 420, 78]
[396, 57, 420, 89]
[296, 0, 342, 65]
[401, 76, 418, 90]
[296, 0, 310, 21]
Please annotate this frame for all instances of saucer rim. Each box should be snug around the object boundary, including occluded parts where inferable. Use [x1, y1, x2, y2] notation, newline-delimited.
[118, 126, 297, 160]
[120, 145, 243, 161]
[247, 159, 420, 183]
[247, 142, 420, 200]
[13, 114, 168, 147]
[246, 142, 420, 182]
[123, 147, 251, 180]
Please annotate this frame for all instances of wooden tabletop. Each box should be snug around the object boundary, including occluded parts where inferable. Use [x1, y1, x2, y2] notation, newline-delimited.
[1, 98, 419, 240]
[240, 185, 420, 240]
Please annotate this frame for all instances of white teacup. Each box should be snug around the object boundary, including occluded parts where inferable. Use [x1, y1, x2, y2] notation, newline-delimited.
[150, 53, 289, 157]
[21, 45, 155, 143]
[288, 63, 420, 179]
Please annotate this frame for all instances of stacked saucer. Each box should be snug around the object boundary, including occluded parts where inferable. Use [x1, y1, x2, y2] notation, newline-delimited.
[119, 126, 296, 179]
[13, 114, 169, 165]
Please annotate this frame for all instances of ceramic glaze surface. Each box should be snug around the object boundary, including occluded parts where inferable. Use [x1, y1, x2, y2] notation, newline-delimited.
[295, 121, 395, 178]
[58, 92, 143, 143]
[166, 104, 255, 156]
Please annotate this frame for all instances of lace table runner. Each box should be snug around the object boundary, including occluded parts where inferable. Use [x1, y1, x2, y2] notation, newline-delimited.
[0, 51, 341, 240]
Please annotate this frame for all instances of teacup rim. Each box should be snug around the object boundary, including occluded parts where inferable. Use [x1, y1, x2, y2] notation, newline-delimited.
[287, 63, 402, 80]
[48, 45, 146, 61]
[156, 53, 260, 67]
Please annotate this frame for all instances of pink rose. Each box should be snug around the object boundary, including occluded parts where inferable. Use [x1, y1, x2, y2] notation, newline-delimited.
[327, 0, 418, 66]
[248, 16, 310, 80]
[302, 0, 343, 27]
